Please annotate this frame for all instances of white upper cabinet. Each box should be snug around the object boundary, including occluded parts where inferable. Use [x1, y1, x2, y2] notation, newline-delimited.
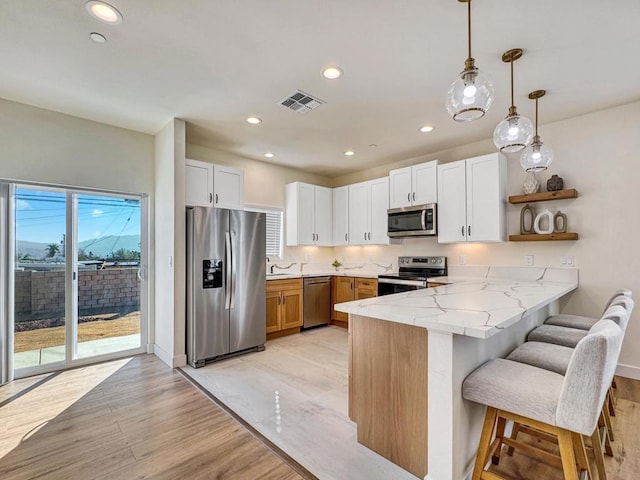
[348, 177, 390, 245]
[389, 160, 438, 209]
[185, 159, 244, 210]
[185, 159, 214, 207]
[286, 182, 333, 246]
[213, 165, 244, 210]
[332, 186, 349, 246]
[437, 153, 506, 243]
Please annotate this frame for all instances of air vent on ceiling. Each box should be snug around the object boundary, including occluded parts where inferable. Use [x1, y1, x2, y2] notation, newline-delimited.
[279, 90, 325, 114]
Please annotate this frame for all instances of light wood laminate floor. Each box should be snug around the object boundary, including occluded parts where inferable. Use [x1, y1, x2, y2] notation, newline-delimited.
[0, 355, 306, 480]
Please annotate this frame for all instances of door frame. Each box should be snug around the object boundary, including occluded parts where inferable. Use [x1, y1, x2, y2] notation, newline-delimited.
[8, 182, 151, 379]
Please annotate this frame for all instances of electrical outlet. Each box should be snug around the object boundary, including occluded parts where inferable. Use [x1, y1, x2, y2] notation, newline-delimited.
[560, 255, 575, 266]
[459, 255, 467, 265]
[303, 254, 311, 262]
[524, 255, 534, 266]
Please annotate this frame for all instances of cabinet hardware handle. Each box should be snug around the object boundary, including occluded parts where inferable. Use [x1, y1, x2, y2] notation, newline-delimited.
[462, 226, 465, 236]
[368, 232, 371, 240]
[215, 193, 219, 204]
[412, 192, 415, 201]
[468, 225, 471, 236]
[316, 233, 319, 241]
[345, 233, 348, 241]
[282, 296, 285, 304]
[277, 296, 281, 305]
[209, 193, 213, 203]
[407, 192, 411, 202]
[364, 232, 367, 240]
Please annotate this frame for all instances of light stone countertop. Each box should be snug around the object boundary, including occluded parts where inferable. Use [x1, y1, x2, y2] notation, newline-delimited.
[334, 266, 578, 339]
[266, 271, 384, 280]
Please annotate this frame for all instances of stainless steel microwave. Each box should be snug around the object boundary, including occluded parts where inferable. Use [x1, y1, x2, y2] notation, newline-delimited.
[387, 203, 437, 237]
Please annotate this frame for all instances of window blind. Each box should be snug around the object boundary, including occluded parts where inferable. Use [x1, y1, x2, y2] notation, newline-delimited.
[245, 206, 283, 258]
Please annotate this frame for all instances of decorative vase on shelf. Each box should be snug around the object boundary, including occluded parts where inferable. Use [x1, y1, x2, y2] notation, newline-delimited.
[520, 204, 536, 234]
[546, 174, 564, 192]
[533, 209, 554, 234]
[523, 171, 540, 195]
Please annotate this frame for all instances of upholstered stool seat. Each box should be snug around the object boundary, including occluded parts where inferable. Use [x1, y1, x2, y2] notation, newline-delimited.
[544, 290, 632, 330]
[507, 341, 573, 375]
[527, 324, 587, 347]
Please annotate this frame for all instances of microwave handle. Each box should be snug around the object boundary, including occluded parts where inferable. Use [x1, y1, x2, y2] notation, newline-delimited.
[421, 209, 427, 231]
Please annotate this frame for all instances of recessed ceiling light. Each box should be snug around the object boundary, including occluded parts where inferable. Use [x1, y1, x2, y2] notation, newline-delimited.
[344, 150, 355, 156]
[246, 117, 262, 125]
[419, 125, 434, 133]
[264, 153, 275, 158]
[90, 32, 107, 43]
[85, 1, 123, 25]
[322, 66, 344, 80]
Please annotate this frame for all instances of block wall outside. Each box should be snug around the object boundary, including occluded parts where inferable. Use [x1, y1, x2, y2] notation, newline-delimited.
[14, 268, 140, 321]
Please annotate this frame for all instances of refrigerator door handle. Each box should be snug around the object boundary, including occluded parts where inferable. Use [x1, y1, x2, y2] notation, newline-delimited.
[225, 231, 232, 310]
[230, 230, 237, 309]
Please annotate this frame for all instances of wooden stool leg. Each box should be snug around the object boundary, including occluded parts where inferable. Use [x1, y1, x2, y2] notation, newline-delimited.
[492, 416, 507, 465]
[506, 422, 521, 456]
[473, 407, 498, 480]
[572, 432, 592, 480]
[607, 388, 616, 417]
[590, 428, 608, 480]
[602, 403, 615, 442]
[557, 429, 580, 480]
[599, 414, 613, 457]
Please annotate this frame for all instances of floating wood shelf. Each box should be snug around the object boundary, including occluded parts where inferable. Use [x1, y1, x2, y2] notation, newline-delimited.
[508, 189, 578, 204]
[509, 233, 579, 242]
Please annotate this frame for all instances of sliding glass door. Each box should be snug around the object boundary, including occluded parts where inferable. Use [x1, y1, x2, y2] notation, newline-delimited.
[11, 185, 147, 377]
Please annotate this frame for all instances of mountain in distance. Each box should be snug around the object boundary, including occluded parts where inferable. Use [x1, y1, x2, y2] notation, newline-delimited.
[16, 235, 141, 259]
[78, 235, 140, 258]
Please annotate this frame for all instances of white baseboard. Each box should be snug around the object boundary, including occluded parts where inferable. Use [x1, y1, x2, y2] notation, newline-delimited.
[616, 363, 640, 380]
[153, 344, 187, 368]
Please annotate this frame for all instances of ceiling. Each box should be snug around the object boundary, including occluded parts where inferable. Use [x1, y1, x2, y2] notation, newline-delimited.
[2, 1, 639, 177]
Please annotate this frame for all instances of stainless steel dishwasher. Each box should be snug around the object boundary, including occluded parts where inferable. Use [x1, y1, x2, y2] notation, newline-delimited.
[303, 276, 331, 329]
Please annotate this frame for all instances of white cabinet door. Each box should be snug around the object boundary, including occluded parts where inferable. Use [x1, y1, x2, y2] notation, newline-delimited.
[412, 160, 438, 205]
[389, 166, 412, 209]
[348, 181, 369, 246]
[437, 161, 467, 243]
[297, 183, 316, 245]
[213, 165, 244, 210]
[369, 177, 390, 245]
[185, 159, 213, 207]
[332, 186, 349, 245]
[314, 186, 333, 246]
[466, 153, 506, 242]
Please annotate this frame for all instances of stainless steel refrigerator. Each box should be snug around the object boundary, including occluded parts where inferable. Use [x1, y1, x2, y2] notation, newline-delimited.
[186, 207, 266, 368]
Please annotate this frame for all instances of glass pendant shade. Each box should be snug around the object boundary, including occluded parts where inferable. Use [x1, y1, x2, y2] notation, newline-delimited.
[446, 66, 494, 122]
[493, 113, 534, 153]
[520, 136, 553, 171]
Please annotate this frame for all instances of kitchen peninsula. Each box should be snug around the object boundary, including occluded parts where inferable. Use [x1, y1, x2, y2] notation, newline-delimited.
[335, 266, 578, 480]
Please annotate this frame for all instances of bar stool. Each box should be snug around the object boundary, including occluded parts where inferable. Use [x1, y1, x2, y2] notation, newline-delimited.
[506, 304, 632, 480]
[463, 320, 623, 480]
[544, 290, 632, 331]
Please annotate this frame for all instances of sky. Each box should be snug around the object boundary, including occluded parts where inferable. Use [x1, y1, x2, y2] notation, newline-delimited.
[15, 188, 141, 248]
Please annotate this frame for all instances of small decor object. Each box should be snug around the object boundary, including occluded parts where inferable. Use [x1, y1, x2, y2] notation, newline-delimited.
[533, 209, 554, 234]
[331, 259, 342, 271]
[554, 211, 567, 233]
[520, 204, 536, 234]
[546, 174, 564, 192]
[522, 171, 540, 194]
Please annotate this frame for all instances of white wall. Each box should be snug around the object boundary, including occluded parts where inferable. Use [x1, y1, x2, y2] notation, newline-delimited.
[332, 100, 640, 377]
[186, 144, 337, 264]
[154, 119, 187, 368]
[0, 98, 154, 193]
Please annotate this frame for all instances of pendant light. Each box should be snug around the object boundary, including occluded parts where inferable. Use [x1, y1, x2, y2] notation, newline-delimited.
[520, 90, 553, 171]
[493, 48, 534, 153]
[445, 0, 494, 122]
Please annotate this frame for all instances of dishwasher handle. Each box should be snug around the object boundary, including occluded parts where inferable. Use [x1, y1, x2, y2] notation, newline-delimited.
[304, 277, 331, 286]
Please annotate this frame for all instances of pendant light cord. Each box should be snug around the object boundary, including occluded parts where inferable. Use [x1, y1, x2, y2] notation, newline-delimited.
[535, 98, 539, 136]
[467, 0, 472, 59]
[510, 58, 515, 109]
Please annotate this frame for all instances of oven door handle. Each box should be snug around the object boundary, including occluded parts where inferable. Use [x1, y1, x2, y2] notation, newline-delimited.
[378, 278, 427, 287]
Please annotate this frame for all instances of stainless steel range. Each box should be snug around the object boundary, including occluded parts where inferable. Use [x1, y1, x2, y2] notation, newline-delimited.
[378, 256, 447, 296]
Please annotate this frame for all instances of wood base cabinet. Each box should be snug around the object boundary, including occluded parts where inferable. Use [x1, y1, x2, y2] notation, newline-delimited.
[349, 314, 428, 478]
[332, 277, 378, 327]
[266, 278, 303, 339]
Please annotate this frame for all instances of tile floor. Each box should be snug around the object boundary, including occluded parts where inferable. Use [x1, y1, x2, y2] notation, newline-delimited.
[183, 326, 419, 480]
